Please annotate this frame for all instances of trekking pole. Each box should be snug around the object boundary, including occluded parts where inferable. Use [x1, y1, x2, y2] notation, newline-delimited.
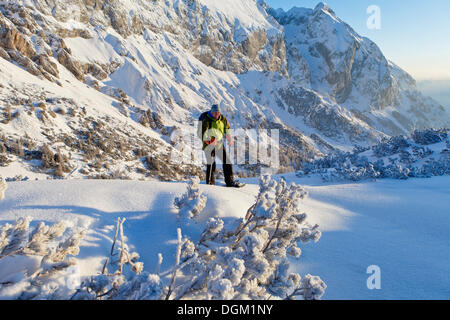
[207, 137, 216, 185]
[208, 162, 213, 185]
[208, 149, 214, 185]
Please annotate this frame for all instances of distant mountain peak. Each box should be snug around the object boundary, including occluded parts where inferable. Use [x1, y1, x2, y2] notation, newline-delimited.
[314, 2, 333, 14]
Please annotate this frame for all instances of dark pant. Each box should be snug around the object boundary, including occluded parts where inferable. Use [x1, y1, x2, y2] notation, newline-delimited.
[204, 146, 234, 186]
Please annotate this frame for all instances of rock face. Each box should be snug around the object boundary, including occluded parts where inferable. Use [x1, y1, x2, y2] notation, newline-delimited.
[16, 0, 287, 75]
[57, 48, 85, 81]
[270, 4, 400, 109]
[269, 3, 449, 136]
[178, 0, 287, 74]
[0, 26, 36, 58]
[36, 54, 59, 78]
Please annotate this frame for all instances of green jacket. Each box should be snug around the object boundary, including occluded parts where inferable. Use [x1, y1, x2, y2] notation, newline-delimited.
[198, 112, 231, 150]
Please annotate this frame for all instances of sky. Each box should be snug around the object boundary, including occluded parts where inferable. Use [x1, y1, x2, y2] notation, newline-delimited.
[265, 0, 450, 81]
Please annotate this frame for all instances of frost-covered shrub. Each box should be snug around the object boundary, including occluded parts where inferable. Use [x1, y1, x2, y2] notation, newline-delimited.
[417, 157, 450, 177]
[0, 217, 84, 264]
[106, 218, 144, 275]
[163, 175, 325, 300]
[380, 164, 410, 180]
[412, 128, 447, 145]
[0, 216, 152, 300]
[71, 272, 163, 300]
[0, 217, 85, 299]
[174, 177, 207, 221]
[297, 129, 449, 182]
[372, 135, 410, 158]
[71, 217, 150, 300]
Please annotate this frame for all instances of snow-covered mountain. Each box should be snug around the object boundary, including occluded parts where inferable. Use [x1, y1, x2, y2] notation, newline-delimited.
[269, 3, 448, 135]
[0, 0, 448, 180]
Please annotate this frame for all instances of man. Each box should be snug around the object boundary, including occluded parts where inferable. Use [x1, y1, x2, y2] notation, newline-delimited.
[197, 104, 243, 187]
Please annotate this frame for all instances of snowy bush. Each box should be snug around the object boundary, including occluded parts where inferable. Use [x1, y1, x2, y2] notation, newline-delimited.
[161, 175, 325, 300]
[297, 129, 450, 182]
[71, 271, 163, 300]
[0, 217, 152, 300]
[174, 177, 207, 221]
[0, 217, 85, 299]
[412, 128, 447, 145]
[372, 135, 410, 158]
[71, 217, 151, 300]
[73, 176, 325, 300]
[105, 218, 144, 275]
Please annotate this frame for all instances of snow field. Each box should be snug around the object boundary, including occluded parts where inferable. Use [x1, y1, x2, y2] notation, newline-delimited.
[0, 175, 449, 299]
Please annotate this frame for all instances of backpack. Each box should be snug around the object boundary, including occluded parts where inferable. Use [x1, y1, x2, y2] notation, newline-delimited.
[198, 112, 228, 142]
[199, 111, 212, 133]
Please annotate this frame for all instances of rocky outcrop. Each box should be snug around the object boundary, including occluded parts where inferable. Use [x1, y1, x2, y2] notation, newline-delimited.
[56, 27, 92, 39]
[16, 0, 287, 75]
[57, 48, 85, 81]
[87, 63, 108, 81]
[7, 50, 39, 75]
[0, 9, 60, 81]
[190, 27, 286, 74]
[0, 19, 36, 59]
[175, 0, 287, 74]
[0, 47, 9, 60]
[34, 54, 59, 78]
[278, 86, 377, 142]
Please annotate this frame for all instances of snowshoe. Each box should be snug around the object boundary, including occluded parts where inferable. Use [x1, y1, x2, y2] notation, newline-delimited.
[226, 181, 246, 188]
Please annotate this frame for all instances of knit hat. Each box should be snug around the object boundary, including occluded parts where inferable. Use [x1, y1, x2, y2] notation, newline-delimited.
[211, 104, 221, 113]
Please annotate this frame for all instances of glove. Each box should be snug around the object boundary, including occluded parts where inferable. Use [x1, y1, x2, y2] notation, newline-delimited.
[205, 137, 217, 146]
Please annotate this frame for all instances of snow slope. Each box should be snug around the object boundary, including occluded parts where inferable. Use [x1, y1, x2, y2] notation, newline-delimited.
[0, 179, 259, 290]
[294, 175, 450, 299]
[199, 0, 275, 31]
[0, 175, 449, 299]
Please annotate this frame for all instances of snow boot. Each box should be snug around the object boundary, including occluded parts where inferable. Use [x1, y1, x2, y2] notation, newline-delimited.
[226, 180, 246, 188]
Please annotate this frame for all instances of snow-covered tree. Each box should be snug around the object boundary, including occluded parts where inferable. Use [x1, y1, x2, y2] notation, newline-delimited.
[71, 217, 149, 300]
[174, 177, 207, 221]
[0, 217, 85, 299]
[163, 175, 325, 300]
